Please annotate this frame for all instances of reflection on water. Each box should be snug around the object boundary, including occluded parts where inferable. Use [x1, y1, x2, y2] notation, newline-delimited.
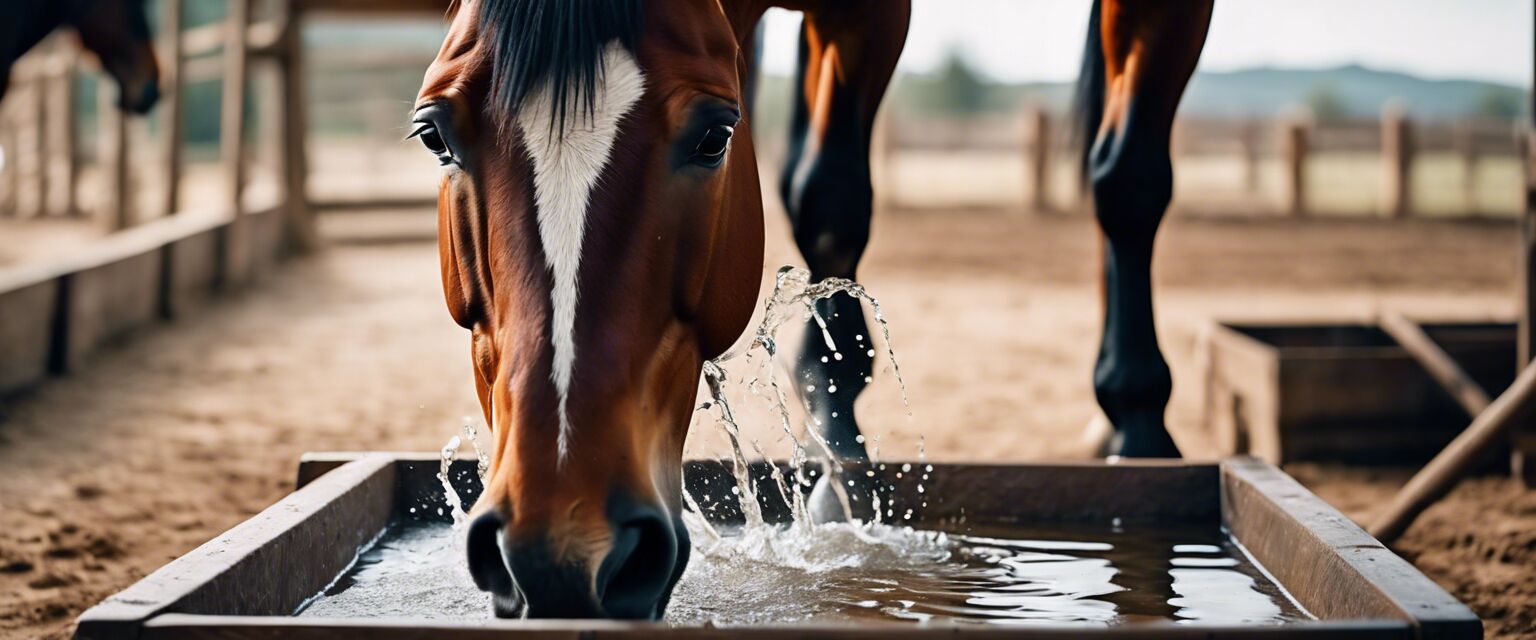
[298, 520, 1308, 626]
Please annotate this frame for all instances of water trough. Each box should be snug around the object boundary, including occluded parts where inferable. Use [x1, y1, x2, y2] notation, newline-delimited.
[75, 453, 1478, 639]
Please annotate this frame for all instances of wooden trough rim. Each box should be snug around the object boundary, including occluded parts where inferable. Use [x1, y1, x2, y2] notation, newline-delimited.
[74, 454, 1479, 640]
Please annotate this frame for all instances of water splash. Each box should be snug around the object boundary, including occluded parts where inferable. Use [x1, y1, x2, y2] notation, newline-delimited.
[691, 266, 927, 567]
[438, 436, 468, 530]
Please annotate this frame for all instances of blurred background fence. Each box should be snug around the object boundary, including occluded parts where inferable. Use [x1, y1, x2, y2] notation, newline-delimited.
[872, 106, 1524, 218]
[0, 1, 1528, 245]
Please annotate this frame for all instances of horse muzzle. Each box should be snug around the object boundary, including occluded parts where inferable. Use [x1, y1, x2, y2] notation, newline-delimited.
[464, 491, 689, 620]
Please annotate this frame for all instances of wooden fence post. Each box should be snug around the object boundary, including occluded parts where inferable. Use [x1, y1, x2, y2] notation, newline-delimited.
[221, 0, 253, 285]
[160, 0, 185, 217]
[47, 49, 79, 217]
[1026, 107, 1051, 213]
[1517, 125, 1536, 486]
[1280, 115, 1309, 216]
[1241, 117, 1260, 193]
[1, 107, 15, 216]
[279, 1, 318, 251]
[1453, 120, 1478, 215]
[1381, 103, 1413, 219]
[869, 106, 891, 214]
[29, 65, 49, 218]
[98, 71, 130, 230]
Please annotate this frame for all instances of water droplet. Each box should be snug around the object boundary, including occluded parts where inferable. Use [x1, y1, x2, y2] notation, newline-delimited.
[867, 349, 877, 358]
[828, 385, 838, 393]
[820, 356, 829, 363]
[834, 352, 844, 361]
[856, 334, 864, 341]
[855, 435, 866, 443]
[901, 463, 912, 472]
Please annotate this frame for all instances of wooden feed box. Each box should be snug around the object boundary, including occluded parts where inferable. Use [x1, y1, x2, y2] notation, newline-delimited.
[74, 453, 1477, 639]
[1201, 321, 1516, 465]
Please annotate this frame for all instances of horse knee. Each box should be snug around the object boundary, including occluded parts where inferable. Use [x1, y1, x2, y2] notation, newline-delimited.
[784, 163, 872, 280]
[1088, 136, 1173, 238]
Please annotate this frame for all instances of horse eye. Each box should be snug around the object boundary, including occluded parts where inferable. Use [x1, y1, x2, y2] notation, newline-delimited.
[411, 122, 453, 164]
[420, 128, 448, 155]
[691, 125, 734, 165]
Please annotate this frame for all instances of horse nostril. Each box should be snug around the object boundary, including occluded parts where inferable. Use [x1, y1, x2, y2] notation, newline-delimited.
[465, 510, 514, 596]
[597, 509, 679, 620]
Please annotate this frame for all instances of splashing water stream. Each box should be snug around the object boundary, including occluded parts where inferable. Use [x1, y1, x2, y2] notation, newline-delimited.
[361, 267, 1314, 627]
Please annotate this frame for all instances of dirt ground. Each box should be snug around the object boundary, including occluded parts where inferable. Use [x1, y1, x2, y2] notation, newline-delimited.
[0, 207, 1531, 638]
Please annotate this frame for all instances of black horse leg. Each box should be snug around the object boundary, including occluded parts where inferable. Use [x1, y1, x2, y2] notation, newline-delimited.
[779, 3, 908, 462]
[1081, 0, 1211, 457]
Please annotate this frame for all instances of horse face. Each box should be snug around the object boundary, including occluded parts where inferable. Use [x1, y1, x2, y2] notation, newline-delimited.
[415, 0, 762, 620]
[70, 0, 159, 113]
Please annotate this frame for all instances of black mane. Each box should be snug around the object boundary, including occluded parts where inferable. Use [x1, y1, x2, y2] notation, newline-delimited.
[478, 0, 642, 133]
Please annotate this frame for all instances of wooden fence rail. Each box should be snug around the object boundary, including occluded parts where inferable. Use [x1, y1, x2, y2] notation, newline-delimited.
[878, 105, 1523, 217]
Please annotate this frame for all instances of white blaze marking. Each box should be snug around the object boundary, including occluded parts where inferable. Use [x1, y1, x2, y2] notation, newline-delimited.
[515, 43, 645, 461]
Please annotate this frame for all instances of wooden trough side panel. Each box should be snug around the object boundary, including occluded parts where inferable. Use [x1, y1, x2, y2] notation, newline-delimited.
[0, 277, 58, 396]
[75, 455, 397, 640]
[1220, 457, 1480, 640]
[1204, 325, 1282, 461]
[62, 248, 163, 372]
[901, 461, 1219, 525]
[162, 215, 227, 319]
[138, 614, 1413, 640]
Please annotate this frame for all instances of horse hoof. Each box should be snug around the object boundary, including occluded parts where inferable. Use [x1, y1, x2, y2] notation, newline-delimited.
[1114, 430, 1182, 458]
[1080, 413, 1115, 458]
[807, 473, 850, 524]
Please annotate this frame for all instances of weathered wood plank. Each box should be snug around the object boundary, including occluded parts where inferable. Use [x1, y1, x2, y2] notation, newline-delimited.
[75, 455, 396, 640]
[1221, 457, 1480, 639]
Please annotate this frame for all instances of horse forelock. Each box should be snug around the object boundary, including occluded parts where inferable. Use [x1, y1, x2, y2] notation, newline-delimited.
[476, 0, 643, 137]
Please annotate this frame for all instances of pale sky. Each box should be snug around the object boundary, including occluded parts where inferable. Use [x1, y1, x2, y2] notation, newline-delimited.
[759, 0, 1534, 87]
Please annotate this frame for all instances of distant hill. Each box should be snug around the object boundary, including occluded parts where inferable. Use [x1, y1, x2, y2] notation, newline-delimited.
[885, 64, 1528, 122]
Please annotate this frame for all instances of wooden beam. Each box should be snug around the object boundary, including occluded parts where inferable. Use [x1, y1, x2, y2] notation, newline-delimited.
[1372, 362, 1536, 543]
[49, 48, 80, 217]
[1379, 313, 1491, 417]
[99, 73, 131, 231]
[1381, 103, 1413, 219]
[1280, 116, 1308, 217]
[160, 0, 185, 217]
[1517, 22, 1536, 486]
[279, 3, 318, 252]
[219, 0, 253, 286]
[1025, 108, 1051, 213]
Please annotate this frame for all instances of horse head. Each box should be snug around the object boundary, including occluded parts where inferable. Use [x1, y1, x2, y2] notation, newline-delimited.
[69, 0, 160, 113]
[415, 0, 765, 619]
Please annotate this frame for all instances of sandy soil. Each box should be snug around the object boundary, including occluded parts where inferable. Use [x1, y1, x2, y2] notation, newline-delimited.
[0, 208, 1529, 638]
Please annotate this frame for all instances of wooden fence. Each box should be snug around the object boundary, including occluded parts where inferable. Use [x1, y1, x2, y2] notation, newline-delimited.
[877, 105, 1525, 218]
[0, 0, 451, 398]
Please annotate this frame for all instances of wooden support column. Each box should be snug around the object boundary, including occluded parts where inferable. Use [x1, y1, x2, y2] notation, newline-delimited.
[29, 65, 49, 218]
[278, 1, 318, 252]
[160, 0, 185, 217]
[1381, 103, 1413, 219]
[46, 49, 79, 217]
[869, 107, 891, 215]
[1517, 31, 1536, 486]
[1026, 107, 1051, 213]
[1280, 116, 1309, 217]
[0, 107, 15, 216]
[98, 72, 130, 231]
[1453, 120, 1478, 215]
[220, 0, 253, 285]
[1240, 117, 1260, 192]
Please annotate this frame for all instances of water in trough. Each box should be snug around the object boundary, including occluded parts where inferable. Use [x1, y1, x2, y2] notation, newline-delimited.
[298, 267, 1311, 626]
